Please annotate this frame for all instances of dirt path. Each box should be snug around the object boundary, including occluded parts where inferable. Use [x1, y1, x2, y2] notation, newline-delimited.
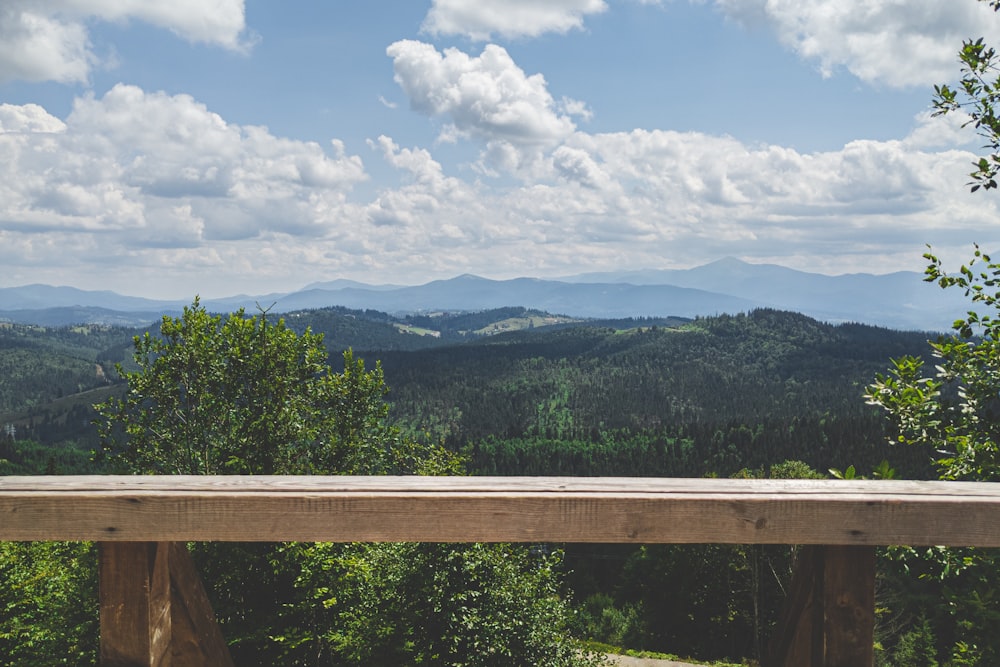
[605, 655, 704, 667]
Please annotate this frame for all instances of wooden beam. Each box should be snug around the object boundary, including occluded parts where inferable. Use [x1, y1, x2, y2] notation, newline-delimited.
[99, 542, 171, 667]
[166, 542, 233, 667]
[767, 546, 874, 667]
[4, 476, 1000, 545]
[823, 545, 875, 667]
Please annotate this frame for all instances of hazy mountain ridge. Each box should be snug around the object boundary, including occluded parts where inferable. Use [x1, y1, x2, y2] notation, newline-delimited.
[0, 259, 967, 331]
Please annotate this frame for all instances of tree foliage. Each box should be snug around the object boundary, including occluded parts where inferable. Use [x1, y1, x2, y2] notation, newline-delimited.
[382, 310, 932, 480]
[0, 542, 97, 666]
[864, 12, 1000, 658]
[866, 248, 1000, 664]
[281, 542, 588, 666]
[867, 248, 1000, 481]
[96, 299, 410, 475]
[93, 300, 596, 666]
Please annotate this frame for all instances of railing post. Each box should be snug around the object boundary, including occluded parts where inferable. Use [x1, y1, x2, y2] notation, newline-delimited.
[823, 545, 875, 666]
[767, 545, 875, 667]
[99, 541, 233, 667]
[99, 542, 171, 666]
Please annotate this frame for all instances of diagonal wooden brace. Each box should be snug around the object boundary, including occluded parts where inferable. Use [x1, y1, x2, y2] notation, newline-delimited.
[99, 542, 233, 667]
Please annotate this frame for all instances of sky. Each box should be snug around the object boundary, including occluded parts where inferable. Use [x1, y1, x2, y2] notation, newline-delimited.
[1, 0, 1000, 299]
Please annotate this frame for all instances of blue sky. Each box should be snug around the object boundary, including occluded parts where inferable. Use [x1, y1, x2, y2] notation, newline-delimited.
[1, 0, 999, 298]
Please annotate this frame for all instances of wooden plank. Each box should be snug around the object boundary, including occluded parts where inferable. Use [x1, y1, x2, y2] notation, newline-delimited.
[99, 542, 172, 667]
[5, 476, 1000, 545]
[2, 476, 1000, 545]
[167, 542, 234, 667]
[5, 475, 1000, 496]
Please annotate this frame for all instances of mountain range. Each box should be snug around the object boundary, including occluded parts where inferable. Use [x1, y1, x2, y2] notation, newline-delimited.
[0, 258, 969, 332]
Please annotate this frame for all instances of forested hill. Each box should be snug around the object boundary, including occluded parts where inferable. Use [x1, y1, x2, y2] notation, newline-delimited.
[282, 304, 687, 350]
[0, 323, 132, 414]
[375, 309, 936, 478]
[2, 306, 936, 480]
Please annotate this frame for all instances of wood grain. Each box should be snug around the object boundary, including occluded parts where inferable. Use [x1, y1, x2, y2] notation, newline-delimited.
[166, 542, 233, 666]
[766, 545, 875, 667]
[767, 546, 819, 667]
[822, 546, 875, 667]
[4, 476, 1000, 545]
[99, 542, 171, 667]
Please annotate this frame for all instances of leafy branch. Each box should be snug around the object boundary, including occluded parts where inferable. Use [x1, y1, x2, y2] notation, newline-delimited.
[932, 1, 1000, 191]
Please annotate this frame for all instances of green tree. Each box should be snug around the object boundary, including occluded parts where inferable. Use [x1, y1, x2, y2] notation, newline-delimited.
[0, 542, 98, 666]
[866, 248, 1000, 482]
[870, 7, 1000, 650]
[890, 615, 939, 667]
[96, 299, 406, 476]
[933, 0, 1000, 191]
[866, 250, 1000, 664]
[283, 542, 589, 666]
[94, 300, 597, 666]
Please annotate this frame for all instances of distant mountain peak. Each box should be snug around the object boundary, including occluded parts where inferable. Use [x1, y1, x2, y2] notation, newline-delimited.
[704, 256, 749, 268]
[0, 258, 971, 331]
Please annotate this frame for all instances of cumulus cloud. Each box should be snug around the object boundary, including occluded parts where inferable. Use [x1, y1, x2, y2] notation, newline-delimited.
[0, 0, 251, 83]
[417, 0, 1000, 88]
[902, 110, 977, 151]
[344, 115, 998, 283]
[387, 40, 578, 147]
[3, 79, 998, 297]
[5, 110, 996, 295]
[712, 0, 1000, 88]
[387, 40, 591, 178]
[361, 36, 999, 280]
[0, 103, 67, 133]
[421, 0, 607, 40]
[0, 84, 367, 250]
[365, 135, 484, 243]
[563, 123, 998, 272]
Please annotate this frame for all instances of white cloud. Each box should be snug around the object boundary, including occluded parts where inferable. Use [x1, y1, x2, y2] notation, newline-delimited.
[0, 84, 367, 250]
[350, 122, 994, 281]
[0, 0, 251, 83]
[712, 0, 1000, 88]
[0, 103, 67, 133]
[387, 40, 577, 147]
[387, 40, 586, 179]
[552, 145, 615, 190]
[366, 135, 483, 240]
[417, 0, 1000, 91]
[559, 97, 594, 122]
[0, 6, 93, 83]
[60, 0, 250, 48]
[354, 112, 993, 282]
[421, 0, 607, 40]
[903, 110, 977, 151]
[3, 81, 998, 297]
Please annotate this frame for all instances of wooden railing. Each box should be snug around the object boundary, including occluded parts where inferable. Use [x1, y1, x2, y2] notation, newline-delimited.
[3, 476, 1000, 666]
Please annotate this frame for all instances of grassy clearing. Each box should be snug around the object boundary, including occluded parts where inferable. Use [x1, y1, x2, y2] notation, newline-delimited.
[393, 323, 441, 337]
[474, 315, 578, 335]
